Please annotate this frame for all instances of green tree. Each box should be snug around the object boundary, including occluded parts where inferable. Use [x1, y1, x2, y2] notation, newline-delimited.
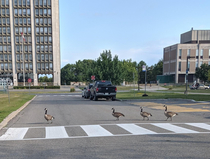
[195, 63, 210, 84]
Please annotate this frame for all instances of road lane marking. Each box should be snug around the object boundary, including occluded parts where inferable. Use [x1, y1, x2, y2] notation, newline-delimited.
[0, 128, 28, 140]
[152, 123, 199, 133]
[186, 123, 210, 130]
[45, 126, 68, 139]
[81, 125, 113, 137]
[117, 124, 156, 134]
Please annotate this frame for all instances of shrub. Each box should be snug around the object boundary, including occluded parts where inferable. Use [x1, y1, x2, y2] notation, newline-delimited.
[70, 87, 75, 92]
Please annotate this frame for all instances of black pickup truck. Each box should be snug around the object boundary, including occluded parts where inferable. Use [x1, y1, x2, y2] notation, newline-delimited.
[90, 80, 117, 101]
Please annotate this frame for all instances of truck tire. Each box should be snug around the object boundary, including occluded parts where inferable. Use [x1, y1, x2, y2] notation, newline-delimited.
[90, 94, 93, 100]
[112, 96, 116, 101]
[93, 94, 98, 101]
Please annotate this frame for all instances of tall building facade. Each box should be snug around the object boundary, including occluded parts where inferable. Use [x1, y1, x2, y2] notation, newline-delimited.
[0, 0, 60, 86]
[163, 29, 210, 83]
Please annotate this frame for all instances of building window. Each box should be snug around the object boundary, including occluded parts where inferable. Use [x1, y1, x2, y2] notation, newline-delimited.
[27, 9, 30, 16]
[41, 63, 44, 69]
[41, 54, 44, 61]
[19, 9, 22, 16]
[37, 63, 40, 70]
[209, 49, 210, 58]
[49, 54, 52, 61]
[0, 54, 3, 61]
[48, 18, 51, 25]
[48, 0, 51, 6]
[45, 54, 48, 61]
[9, 54, 11, 61]
[45, 63, 48, 70]
[23, 0, 26, 5]
[29, 54, 32, 61]
[187, 49, 190, 57]
[27, 0, 30, 6]
[6, 18, 10, 25]
[37, 54, 40, 61]
[25, 54, 28, 61]
[44, 0, 47, 6]
[45, 45, 48, 52]
[14, 0, 17, 5]
[179, 49, 182, 59]
[36, 37, 40, 43]
[37, 45, 40, 52]
[6, 9, 9, 16]
[35, 0, 38, 6]
[39, 0, 43, 6]
[200, 61, 203, 66]
[41, 45, 44, 52]
[48, 9, 51, 16]
[29, 63, 32, 69]
[35, 9, 39, 16]
[200, 49, 203, 59]
[19, 0, 22, 6]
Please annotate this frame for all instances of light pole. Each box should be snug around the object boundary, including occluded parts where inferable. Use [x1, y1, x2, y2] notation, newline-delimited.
[142, 65, 148, 97]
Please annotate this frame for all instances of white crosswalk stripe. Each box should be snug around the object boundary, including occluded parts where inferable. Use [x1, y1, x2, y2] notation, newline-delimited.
[0, 123, 210, 141]
[117, 124, 156, 135]
[152, 123, 199, 133]
[81, 125, 113, 137]
[45, 126, 68, 139]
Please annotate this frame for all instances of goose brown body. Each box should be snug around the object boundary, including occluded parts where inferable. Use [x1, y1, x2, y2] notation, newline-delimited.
[140, 107, 152, 120]
[163, 105, 178, 121]
[112, 108, 125, 120]
[44, 108, 55, 123]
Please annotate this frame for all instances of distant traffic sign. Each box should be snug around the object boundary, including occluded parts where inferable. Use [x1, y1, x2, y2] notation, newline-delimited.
[28, 78, 32, 83]
[91, 75, 95, 80]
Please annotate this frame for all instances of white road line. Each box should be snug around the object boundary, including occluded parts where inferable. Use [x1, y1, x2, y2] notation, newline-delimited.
[45, 126, 68, 139]
[117, 124, 156, 135]
[152, 123, 199, 133]
[81, 125, 113, 137]
[186, 123, 210, 130]
[0, 128, 28, 140]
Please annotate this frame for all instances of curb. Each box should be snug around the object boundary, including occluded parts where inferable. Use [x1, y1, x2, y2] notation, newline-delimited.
[0, 95, 37, 130]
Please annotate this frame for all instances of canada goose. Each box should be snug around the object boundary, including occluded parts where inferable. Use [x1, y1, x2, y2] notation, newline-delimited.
[140, 107, 152, 120]
[111, 108, 125, 120]
[163, 105, 178, 121]
[44, 108, 55, 123]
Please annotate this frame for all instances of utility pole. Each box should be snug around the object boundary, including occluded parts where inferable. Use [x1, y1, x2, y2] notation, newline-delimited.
[21, 32, 25, 86]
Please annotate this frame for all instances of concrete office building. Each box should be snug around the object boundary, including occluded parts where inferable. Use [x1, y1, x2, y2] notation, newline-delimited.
[163, 29, 210, 83]
[0, 0, 60, 86]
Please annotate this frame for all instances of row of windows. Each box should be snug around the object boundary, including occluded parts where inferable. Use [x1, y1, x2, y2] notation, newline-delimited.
[0, 17, 10, 25]
[36, 36, 52, 43]
[35, 8, 51, 16]
[0, 63, 12, 70]
[0, 8, 9, 16]
[0, 0, 9, 6]
[35, 0, 51, 6]
[14, 0, 30, 6]
[15, 36, 31, 43]
[37, 62, 53, 70]
[0, 36, 10, 43]
[178, 61, 210, 71]
[15, 45, 32, 52]
[179, 49, 210, 58]
[14, 17, 31, 25]
[35, 18, 51, 25]
[0, 62, 53, 71]
[0, 27, 10, 34]
[36, 45, 52, 52]
[36, 27, 51, 34]
[16, 54, 32, 61]
[0, 45, 11, 52]
[15, 27, 31, 35]
[0, 54, 12, 61]
[14, 8, 30, 16]
[37, 54, 52, 61]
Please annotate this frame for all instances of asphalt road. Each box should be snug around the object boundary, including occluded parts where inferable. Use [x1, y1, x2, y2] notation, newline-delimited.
[0, 94, 210, 159]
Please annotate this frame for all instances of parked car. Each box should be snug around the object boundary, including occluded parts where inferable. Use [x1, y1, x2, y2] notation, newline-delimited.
[189, 84, 197, 90]
[82, 87, 86, 97]
[90, 80, 117, 101]
[84, 83, 93, 99]
[197, 84, 209, 90]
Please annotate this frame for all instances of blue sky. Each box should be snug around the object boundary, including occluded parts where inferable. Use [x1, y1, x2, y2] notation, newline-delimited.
[60, 0, 210, 68]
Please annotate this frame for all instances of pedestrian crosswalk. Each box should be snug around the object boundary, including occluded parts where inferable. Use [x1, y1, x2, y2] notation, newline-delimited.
[1, 123, 210, 141]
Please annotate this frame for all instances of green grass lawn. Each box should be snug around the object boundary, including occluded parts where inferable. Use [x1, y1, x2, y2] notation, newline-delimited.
[116, 91, 210, 101]
[0, 91, 34, 123]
